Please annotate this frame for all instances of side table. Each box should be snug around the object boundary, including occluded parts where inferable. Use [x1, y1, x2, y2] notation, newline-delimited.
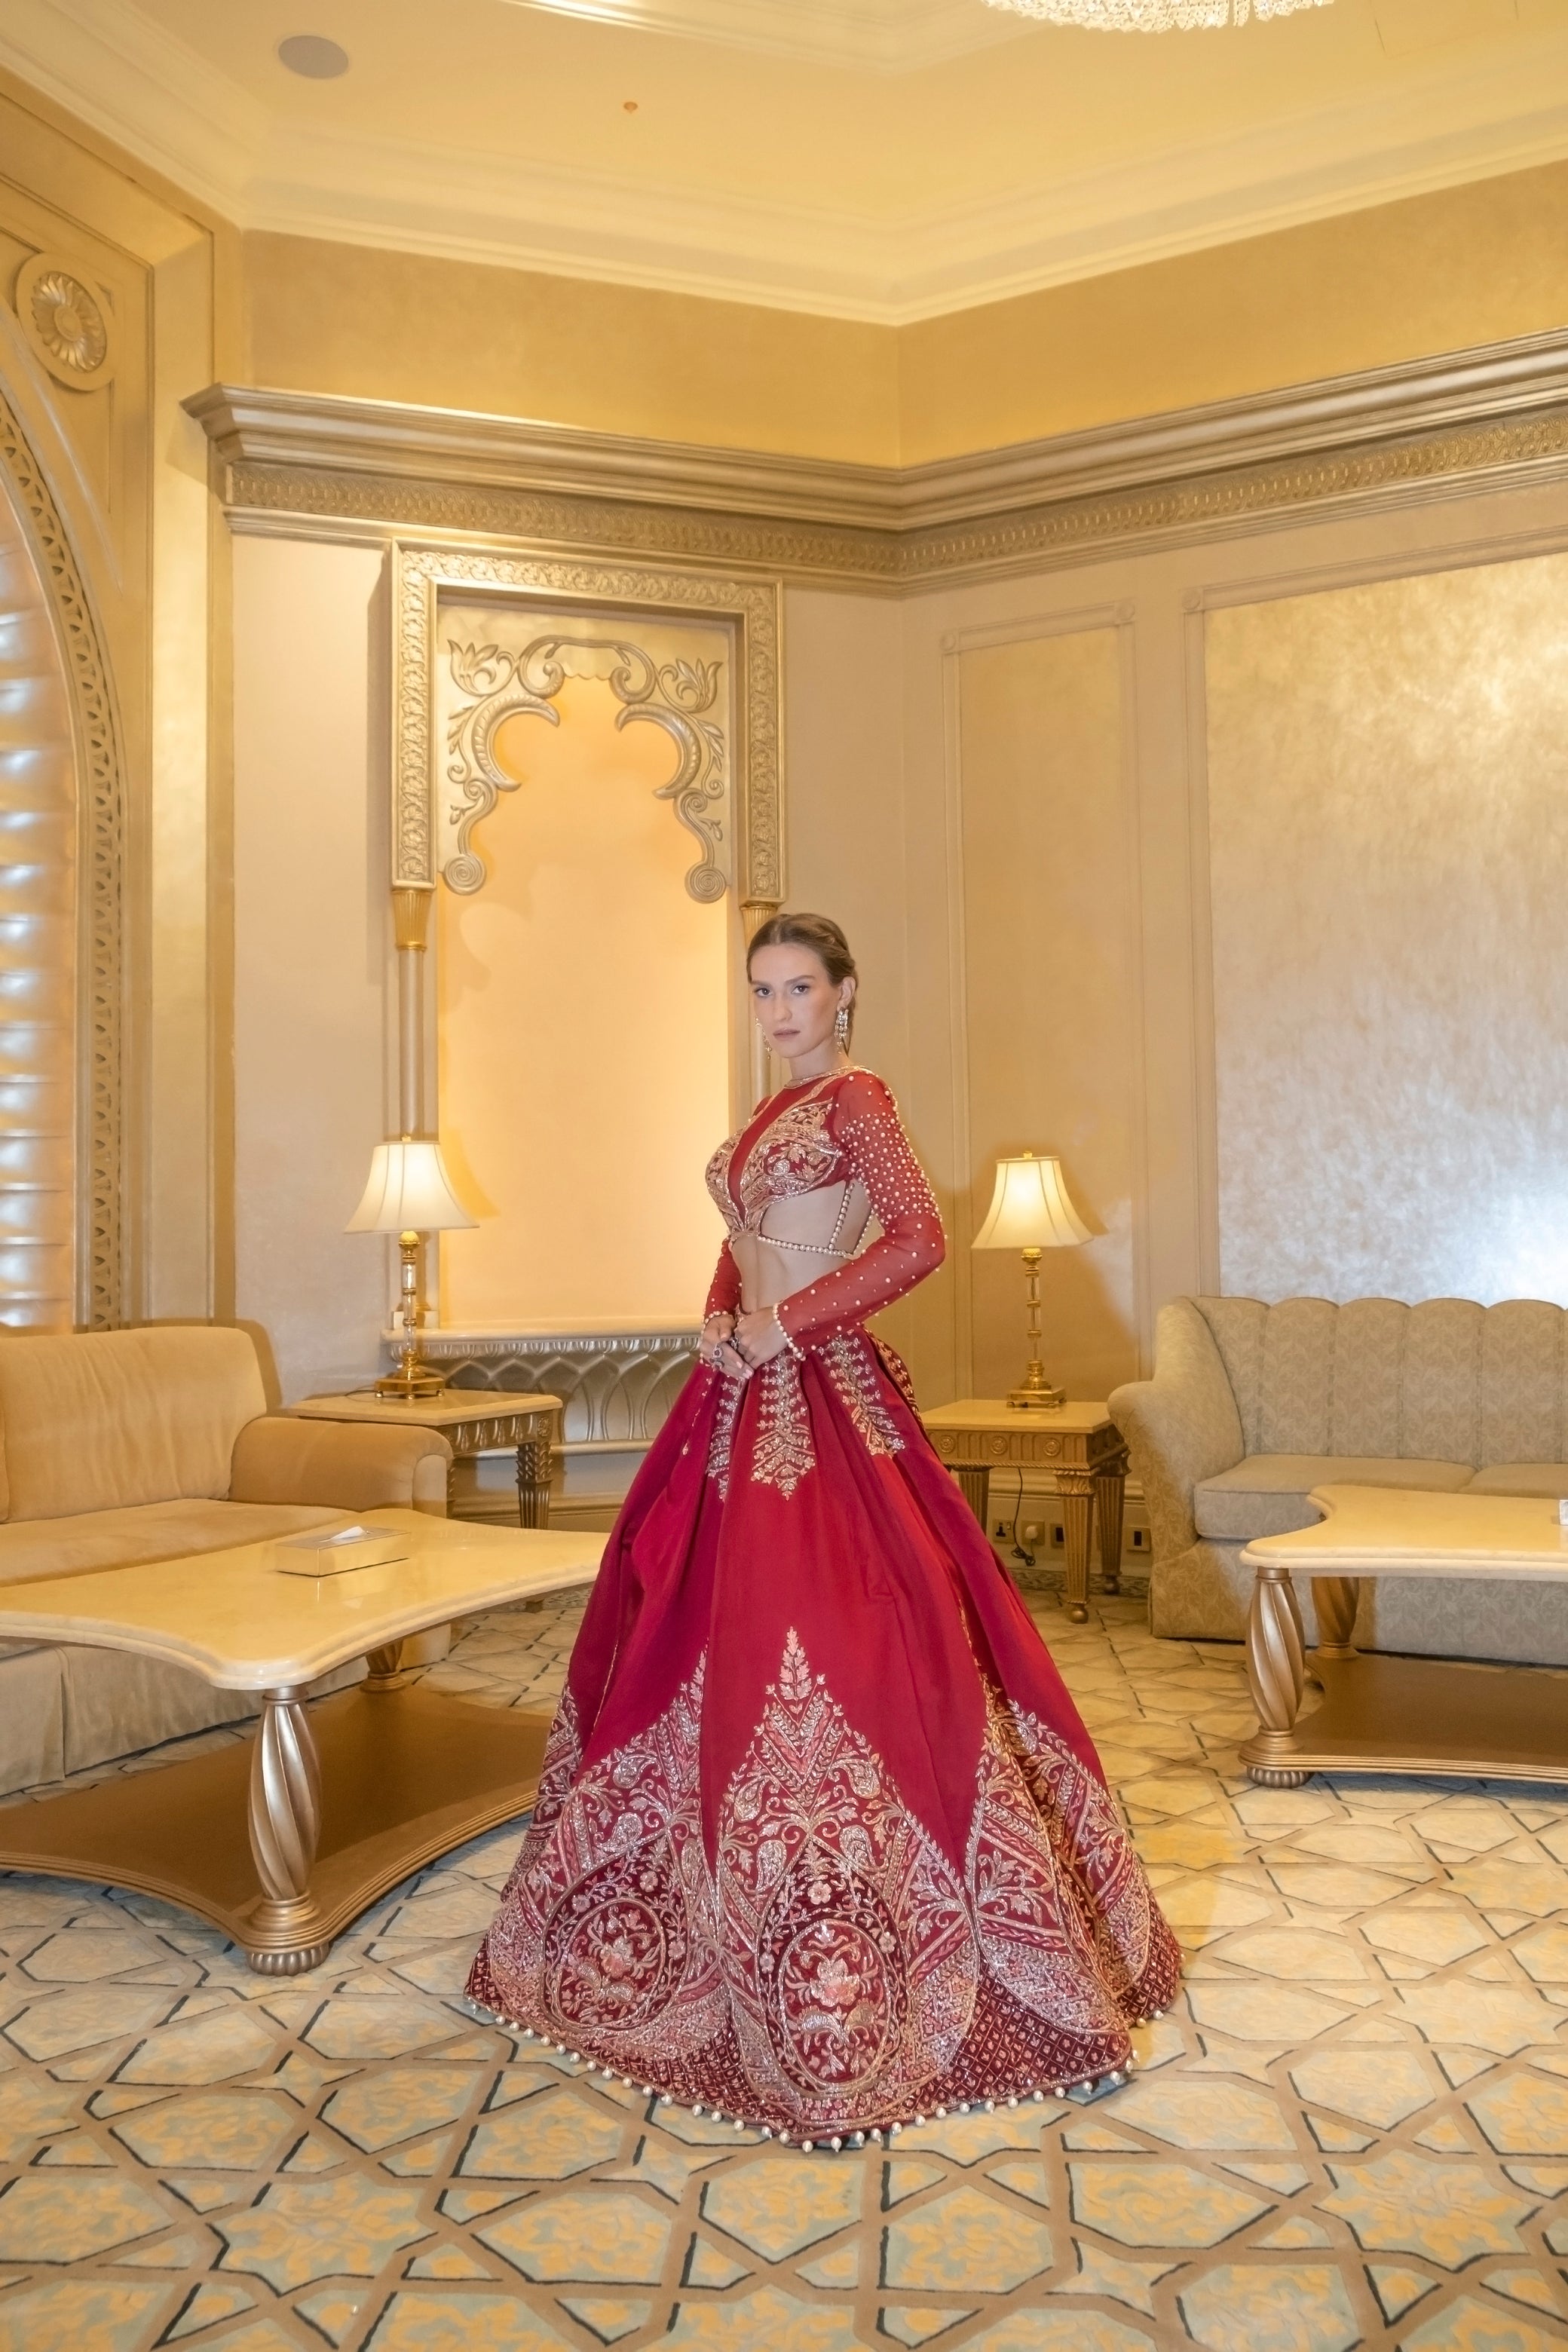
[290, 1391, 563, 1529]
[920, 1399, 1128, 1624]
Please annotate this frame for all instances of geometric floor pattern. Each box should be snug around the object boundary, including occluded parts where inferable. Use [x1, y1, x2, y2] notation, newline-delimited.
[0, 1590, 1565, 2350]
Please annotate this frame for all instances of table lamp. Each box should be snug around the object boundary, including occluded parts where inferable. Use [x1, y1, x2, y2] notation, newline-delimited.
[972, 1151, 1091, 1410]
[347, 1136, 478, 1398]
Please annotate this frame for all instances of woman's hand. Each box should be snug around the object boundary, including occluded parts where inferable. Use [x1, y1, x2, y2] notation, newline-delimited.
[733, 1307, 790, 1370]
[699, 1312, 749, 1380]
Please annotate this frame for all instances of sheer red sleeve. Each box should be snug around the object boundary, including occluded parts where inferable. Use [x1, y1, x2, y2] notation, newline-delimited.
[704, 1242, 741, 1321]
[775, 1072, 945, 1347]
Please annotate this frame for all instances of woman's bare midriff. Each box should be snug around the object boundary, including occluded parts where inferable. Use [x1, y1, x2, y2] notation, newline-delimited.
[730, 1180, 871, 1312]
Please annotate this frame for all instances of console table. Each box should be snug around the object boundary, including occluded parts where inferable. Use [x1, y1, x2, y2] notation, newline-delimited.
[292, 1390, 563, 1527]
[920, 1399, 1128, 1623]
[1239, 1484, 1568, 1787]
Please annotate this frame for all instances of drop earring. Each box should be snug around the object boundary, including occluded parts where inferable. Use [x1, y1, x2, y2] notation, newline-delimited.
[835, 1004, 850, 1049]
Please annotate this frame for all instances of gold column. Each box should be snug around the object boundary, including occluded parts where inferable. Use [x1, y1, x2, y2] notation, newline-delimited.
[392, 886, 432, 1137]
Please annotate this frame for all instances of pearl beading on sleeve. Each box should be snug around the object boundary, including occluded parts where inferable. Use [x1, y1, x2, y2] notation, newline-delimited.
[773, 1073, 945, 1349]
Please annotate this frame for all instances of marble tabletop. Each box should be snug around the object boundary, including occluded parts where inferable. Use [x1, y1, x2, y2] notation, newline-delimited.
[1243, 1482, 1568, 1578]
[0, 1508, 605, 1689]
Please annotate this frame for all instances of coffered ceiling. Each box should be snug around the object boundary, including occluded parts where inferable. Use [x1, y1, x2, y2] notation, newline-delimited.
[5, 0, 1568, 320]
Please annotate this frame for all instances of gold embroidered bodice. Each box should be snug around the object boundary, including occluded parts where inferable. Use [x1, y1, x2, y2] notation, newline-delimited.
[703, 1068, 945, 1345]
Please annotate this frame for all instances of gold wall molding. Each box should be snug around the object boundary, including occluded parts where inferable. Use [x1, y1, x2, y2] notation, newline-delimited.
[0, 384, 124, 1328]
[192, 330, 1568, 586]
[393, 544, 782, 914]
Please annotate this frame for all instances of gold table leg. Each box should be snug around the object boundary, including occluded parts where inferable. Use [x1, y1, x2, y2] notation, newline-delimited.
[516, 1435, 553, 1609]
[362, 1640, 408, 1691]
[246, 1688, 331, 1975]
[516, 1436, 553, 1530]
[1312, 1575, 1361, 1661]
[1240, 1561, 1312, 1787]
[1057, 1465, 1095, 1625]
[1092, 1447, 1128, 1598]
[0, 1683, 554, 1975]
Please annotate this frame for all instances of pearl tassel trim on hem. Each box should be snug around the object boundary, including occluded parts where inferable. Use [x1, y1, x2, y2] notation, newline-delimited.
[463, 1995, 1170, 2150]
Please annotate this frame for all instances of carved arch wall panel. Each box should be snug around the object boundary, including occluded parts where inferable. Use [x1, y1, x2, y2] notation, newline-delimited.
[392, 544, 782, 917]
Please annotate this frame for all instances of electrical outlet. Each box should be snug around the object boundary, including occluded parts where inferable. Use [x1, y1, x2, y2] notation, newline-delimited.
[1130, 1527, 1150, 1551]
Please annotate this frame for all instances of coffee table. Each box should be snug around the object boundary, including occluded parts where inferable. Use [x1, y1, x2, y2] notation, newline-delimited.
[0, 1509, 602, 1974]
[1239, 1484, 1568, 1787]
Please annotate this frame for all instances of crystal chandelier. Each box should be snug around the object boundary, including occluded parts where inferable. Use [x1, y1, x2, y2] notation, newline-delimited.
[984, 0, 1329, 26]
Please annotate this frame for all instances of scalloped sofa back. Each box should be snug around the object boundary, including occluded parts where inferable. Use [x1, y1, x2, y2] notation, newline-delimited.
[1109, 1297, 1568, 1664]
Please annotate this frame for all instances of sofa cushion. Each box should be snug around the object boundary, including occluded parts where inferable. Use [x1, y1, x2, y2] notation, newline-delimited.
[0, 1498, 345, 1585]
[1193, 1454, 1472, 1542]
[1465, 1462, 1568, 1499]
[0, 1328, 268, 1522]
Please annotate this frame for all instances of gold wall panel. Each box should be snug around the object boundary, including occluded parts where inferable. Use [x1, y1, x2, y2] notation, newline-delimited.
[435, 611, 734, 1331]
[1207, 550, 1568, 1305]
[957, 625, 1140, 1402]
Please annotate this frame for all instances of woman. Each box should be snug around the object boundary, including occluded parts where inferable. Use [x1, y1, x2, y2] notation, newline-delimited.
[468, 913, 1178, 2146]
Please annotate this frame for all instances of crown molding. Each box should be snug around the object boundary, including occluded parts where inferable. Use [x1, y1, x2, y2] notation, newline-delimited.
[189, 329, 1568, 583]
[8, 0, 1568, 320]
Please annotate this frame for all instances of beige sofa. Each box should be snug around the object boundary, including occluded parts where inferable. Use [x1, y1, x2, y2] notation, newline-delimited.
[0, 1325, 452, 1795]
[1110, 1295, 1568, 1665]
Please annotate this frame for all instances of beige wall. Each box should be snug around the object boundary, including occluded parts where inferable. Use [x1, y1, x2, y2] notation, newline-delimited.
[1207, 553, 1568, 1307]
[219, 473, 1568, 1410]
[955, 625, 1140, 1403]
[241, 156, 1568, 464]
[899, 157, 1568, 461]
[231, 535, 392, 1401]
[243, 233, 901, 466]
[436, 654, 734, 1331]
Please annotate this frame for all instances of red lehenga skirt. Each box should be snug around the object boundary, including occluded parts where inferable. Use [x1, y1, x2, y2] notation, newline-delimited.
[467, 1331, 1180, 2142]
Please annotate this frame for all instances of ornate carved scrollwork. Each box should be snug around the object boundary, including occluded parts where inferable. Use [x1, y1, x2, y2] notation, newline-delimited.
[443, 633, 730, 902]
[391, 546, 782, 917]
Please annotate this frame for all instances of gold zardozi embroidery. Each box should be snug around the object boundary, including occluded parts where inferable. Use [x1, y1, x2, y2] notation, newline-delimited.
[751, 1353, 816, 1498]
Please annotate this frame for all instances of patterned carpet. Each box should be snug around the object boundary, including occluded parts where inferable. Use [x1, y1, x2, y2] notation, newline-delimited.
[0, 1589, 1565, 2352]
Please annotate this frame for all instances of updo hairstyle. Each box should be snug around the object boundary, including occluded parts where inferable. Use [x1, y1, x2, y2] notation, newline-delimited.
[746, 912, 858, 1044]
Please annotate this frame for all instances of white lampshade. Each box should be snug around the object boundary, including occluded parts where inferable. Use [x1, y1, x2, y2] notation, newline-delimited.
[972, 1153, 1091, 1251]
[346, 1139, 479, 1235]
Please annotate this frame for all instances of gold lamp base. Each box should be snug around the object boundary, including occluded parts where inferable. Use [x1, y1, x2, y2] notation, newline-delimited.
[1008, 1359, 1066, 1411]
[372, 1230, 450, 1399]
[1006, 1249, 1066, 1409]
[374, 1357, 448, 1401]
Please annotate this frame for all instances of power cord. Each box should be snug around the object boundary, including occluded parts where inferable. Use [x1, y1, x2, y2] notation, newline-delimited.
[1005, 1468, 1036, 1570]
